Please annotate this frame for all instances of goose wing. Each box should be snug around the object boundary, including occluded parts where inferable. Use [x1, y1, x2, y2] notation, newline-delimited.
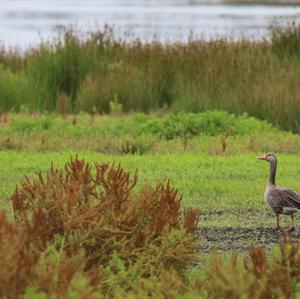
[267, 188, 300, 213]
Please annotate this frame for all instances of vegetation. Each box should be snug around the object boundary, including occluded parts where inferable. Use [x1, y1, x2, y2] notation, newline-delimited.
[2, 156, 300, 298]
[2, 22, 300, 298]
[1, 156, 199, 298]
[1, 151, 300, 231]
[2, 111, 300, 155]
[1, 24, 300, 131]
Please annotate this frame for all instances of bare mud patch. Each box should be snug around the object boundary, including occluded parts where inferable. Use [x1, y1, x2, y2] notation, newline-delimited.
[196, 208, 300, 253]
[197, 227, 300, 253]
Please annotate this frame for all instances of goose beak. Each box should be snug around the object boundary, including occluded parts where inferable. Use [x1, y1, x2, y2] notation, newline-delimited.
[257, 155, 266, 160]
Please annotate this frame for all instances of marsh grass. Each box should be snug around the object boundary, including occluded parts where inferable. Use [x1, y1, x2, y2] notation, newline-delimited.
[1, 25, 300, 131]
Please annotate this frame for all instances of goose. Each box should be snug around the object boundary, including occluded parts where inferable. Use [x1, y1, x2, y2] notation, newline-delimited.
[258, 153, 300, 231]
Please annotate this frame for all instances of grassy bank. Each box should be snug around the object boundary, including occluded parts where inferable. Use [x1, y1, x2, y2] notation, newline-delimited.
[1, 24, 300, 131]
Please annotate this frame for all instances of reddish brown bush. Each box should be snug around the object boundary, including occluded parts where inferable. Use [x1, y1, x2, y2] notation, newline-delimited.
[12, 157, 199, 266]
[247, 237, 300, 298]
[201, 237, 300, 299]
[0, 212, 39, 298]
[0, 156, 200, 298]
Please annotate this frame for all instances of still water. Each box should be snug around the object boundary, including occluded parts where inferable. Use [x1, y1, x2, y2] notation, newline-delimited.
[0, 0, 300, 48]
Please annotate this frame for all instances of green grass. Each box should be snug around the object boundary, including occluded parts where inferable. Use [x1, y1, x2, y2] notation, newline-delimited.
[2, 151, 300, 226]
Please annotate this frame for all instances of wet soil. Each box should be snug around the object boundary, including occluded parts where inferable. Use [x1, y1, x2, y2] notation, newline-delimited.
[196, 208, 300, 253]
[197, 226, 300, 253]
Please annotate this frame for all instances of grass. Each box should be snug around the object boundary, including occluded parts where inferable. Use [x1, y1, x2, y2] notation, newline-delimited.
[1, 24, 300, 131]
[2, 151, 300, 223]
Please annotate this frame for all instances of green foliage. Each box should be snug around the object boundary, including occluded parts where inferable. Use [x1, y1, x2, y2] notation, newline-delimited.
[24, 288, 50, 299]
[0, 112, 275, 154]
[76, 75, 110, 113]
[110, 95, 123, 114]
[136, 111, 273, 140]
[0, 67, 32, 111]
[25, 29, 93, 110]
[10, 116, 54, 133]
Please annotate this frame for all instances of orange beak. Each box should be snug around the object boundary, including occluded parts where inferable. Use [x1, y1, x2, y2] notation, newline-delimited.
[257, 155, 266, 160]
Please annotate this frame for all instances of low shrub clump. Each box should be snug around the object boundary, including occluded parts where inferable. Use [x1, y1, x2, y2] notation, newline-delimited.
[0, 156, 200, 298]
[8, 111, 274, 137]
[133, 111, 274, 140]
[201, 237, 300, 298]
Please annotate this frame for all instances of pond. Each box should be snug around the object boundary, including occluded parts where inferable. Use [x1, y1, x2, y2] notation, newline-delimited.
[0, 0, 300, 48]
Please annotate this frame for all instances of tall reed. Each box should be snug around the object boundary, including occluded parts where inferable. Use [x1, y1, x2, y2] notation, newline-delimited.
[1, 25, 300, 131]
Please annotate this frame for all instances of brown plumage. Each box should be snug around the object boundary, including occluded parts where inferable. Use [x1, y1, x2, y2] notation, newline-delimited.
[258, 153, 300, 230]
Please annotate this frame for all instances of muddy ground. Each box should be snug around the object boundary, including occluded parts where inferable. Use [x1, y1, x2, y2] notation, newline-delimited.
[197, 209, 300, 253]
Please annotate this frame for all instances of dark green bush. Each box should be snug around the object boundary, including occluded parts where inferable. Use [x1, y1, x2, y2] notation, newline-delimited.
[135, 111, 274, 140]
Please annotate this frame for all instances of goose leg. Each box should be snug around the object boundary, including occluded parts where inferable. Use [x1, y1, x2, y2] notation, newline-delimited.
[290, 214, 295, 231]
[276, 214, 280, 229]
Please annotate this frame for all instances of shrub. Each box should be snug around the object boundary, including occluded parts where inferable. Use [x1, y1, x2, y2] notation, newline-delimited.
[202, 237, 300, 298]
[137, 111, 274, 140]
[0, 156, 201, 298]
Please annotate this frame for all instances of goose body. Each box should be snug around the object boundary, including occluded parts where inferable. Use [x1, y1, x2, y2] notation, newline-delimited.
[264, 184, 300, 215]
[258, 153, 300, 230]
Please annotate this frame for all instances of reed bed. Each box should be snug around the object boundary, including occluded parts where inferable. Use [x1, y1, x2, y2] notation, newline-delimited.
[1, 24, 300, 131]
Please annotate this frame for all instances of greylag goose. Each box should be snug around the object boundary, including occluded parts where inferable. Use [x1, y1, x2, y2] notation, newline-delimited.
[258, 153, 300, 230]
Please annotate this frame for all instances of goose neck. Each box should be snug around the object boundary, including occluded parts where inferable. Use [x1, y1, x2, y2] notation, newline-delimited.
[269, 160, 277, 185]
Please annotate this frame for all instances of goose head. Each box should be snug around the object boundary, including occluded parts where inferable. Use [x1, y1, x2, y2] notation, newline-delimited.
[258, 152, 277, 164]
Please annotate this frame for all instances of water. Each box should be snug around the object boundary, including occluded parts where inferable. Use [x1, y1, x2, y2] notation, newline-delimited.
[1, 0, 300, 48]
